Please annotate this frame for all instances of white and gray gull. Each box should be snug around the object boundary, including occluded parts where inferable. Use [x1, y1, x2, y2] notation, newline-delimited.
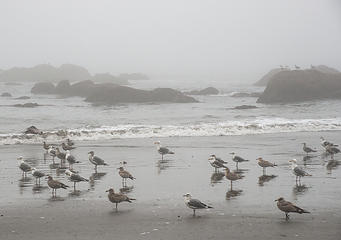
[65, 150, 79, 170]
[230, 152, 249, 169]
[302, 143, 316, 155]
[208, 155, 227, 172]
[31, 168, 45, 185]
[183, 193, 213, 216]
[17, 156, 32, 177]
[65, 169, 89, 191]
[154, 141, 174, 160]
[289, 159, 312, 183]
[88, 151, 108, 171]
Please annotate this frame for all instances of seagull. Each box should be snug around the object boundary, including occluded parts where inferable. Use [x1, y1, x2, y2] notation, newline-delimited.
[65, 169, 89, 191]
[106, 188, 136, 211]
[289, 159, 312, 183]
[55, 147, 66, 166]
[31, 168, 45, 185]
[210, 154, 227, 164]
[257, 157, 276, 175]
[117, 167, 135, 186]
[325, 144, 340, 160]
[65, 150, 79, 170]
[47, 146, 57, 164]
[47, 175, 69, 197]
[88, 151, 108, 171]
[154, 141, 174, 160]
[302, 143, 316, 155]
[43, 141, 51, 152]
[275, 197, 310, 220]
[17, 156, 32, 177]
[67, 138, 74, 146]
[320, 137, 338, 148]
[225, 167, 243, 191]
[183, 193, 212, 216]
[208, 155, 227, 172]
[230, 152, 249, 169]
[62, 142, 76, 151]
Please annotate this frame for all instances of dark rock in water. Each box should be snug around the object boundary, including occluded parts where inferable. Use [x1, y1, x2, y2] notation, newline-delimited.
[254, 68, 288, 86]
[13, 103, 39, 108]
[91, 73, 129, 85]
[230, 92, 262, 98]
[233, 105, 258, 110]
[55, 80, 71, 94]
[25, 126, 43, 135]
[257, 69, 341, 104]
[86, 86, 197, 104]
[1, 92, 12, 97]
[68, 80, 96, 97]
[118, 73, 149, 80]
[31, 82, 56, 94]
[15, 96, 31, 100]
[5, 82, 22, 86]
[185, 87, 219, 95]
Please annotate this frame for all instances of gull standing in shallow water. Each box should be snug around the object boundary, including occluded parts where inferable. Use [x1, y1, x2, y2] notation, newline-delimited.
[302, 143, 316, 155]
[88, 151, 108, 171]
[106, 188, 136, 211]
[47, 146, 57, 164]
[65, 150, 79, 170]
[47, 175, 69, 197]
[325, 145, 340, 160]
[31, 168, 45, 185]
[289, 159, 312, 184]
[117, 167, 135, 186]
[65, 169, 89, 191]
[225, 167, 243, 191]
[17, 156, 32, 177]
[208, 155, 227, 172]
[183, 193, 212, 216]
[154, 141, 174, 160]
[257, 157, 277, 175]
[275, 197, 310, 220]
[230, 152, 249, 169]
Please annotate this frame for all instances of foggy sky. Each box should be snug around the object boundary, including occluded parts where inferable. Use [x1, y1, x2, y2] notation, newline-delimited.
[1, 0, 341, 82]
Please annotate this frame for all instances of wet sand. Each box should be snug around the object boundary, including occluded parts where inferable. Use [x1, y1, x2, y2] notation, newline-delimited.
[1, 131, 341, 239]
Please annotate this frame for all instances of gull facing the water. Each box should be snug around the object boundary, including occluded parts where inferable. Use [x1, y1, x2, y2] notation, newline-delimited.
[106, 188, 136, 211]
[275, 197, 310, 220]
[88, 151, 108, 171]
[154, 141, 174, 160]
[230, 152, 249, 169]
[257, 157, 276, 175]
[289, 159, 312, 183]
[65, 169, 89, 191]
[183, 193, 212, 216]
[17, 156, 32, 177]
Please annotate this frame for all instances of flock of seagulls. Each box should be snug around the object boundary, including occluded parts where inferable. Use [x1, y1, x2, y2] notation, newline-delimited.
[17, 136, 339, 219]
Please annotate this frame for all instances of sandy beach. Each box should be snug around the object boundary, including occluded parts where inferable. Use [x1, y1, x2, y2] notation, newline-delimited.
[1, 131, 341, 239]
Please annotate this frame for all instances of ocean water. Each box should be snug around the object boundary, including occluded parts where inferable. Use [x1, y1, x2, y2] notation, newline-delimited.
[1, 79, 341, 145]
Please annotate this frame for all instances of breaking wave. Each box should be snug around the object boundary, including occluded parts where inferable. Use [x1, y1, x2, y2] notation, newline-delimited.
[1, 118, 341, 145]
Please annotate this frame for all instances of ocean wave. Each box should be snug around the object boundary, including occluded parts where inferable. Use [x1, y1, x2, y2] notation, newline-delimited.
[1, 118, 341, 145]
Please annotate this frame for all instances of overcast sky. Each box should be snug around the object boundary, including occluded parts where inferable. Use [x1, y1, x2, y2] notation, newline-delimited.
[1, 0, 340, 82]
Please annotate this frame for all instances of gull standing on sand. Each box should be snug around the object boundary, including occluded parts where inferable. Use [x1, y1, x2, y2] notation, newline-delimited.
[117, 167, 135, 186]
[43, 141, 51, 152]
[230, 152, 249, 169]
[325, 145, 340, 160]
[289, 159, 312, 183]
[208, 155, 227, 172]
[47, 175, 69, 197]
[320, 137, 338, 149]
[31, 168, 45, 185]
[88, 151, 108, 171]
[154, 141, 174, 160]
[257, 157, 276, 175]
[275, 197, 310, 220]
[183, 193, 212, 216]
[17, 156, 32, 177]
[65, 169, 89, 191]
[55, 148, 66, 166]
[62, 142, 76, 151]
[48, 146, 57, 164]
[106, 188, 136, 211]
[65, 150, 79, 170]
[225, 167, 243, 191]
[302, 143, 316, 155]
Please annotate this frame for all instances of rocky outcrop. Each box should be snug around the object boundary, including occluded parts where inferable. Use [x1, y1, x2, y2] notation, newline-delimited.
[257, 69, 341, 104]
[91, 73, 129, 85]
[230, 92, 262, 98]
[15, 96, 31, 100]
[254, 68, 288, 86]
[233, 105, 258, 110]
[118, 73, 149, 80]
[31, 82, 56, 94]
[1, 92, 12, 97]
[31, 80, 197, 104]
[25, 126, 42, 135]
[185, 87, 219, 95]
[13, 103, 40, 108]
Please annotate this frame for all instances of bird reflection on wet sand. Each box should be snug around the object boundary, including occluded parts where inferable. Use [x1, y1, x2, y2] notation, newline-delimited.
[293, 183, 309, 196]
[89, 172, 107, 189]
[210, 172, 225, 185]
[258, 175, 277, 186]
[32, 185, 48, 194]
[156, 159, 173, 174]
[226, 189, 243, 200]
[120, 186, 134, 193]
[326, 160, 339, 173]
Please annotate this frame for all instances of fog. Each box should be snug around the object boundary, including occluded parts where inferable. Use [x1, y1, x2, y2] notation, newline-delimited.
[1, 0, 341, 82]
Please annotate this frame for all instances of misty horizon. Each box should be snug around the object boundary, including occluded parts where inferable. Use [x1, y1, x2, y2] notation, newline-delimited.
[1, 0, 341, 83]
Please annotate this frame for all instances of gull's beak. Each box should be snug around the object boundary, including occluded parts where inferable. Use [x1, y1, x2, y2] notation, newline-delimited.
[105, 190, 109, 192]
[274, 199, 278, 202]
